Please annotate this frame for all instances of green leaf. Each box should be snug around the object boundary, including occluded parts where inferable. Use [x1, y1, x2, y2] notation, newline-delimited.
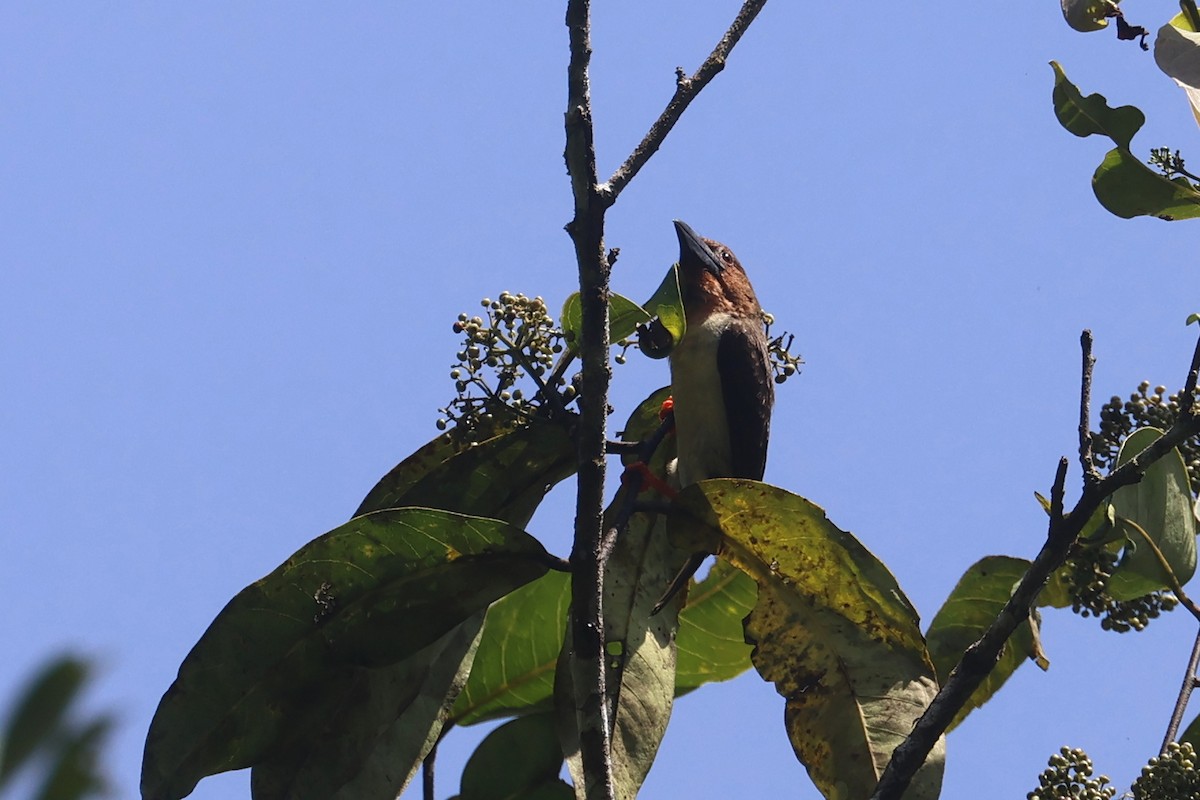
[451, 539, 753, 727]
[141, 509, 551, 800]
[675, 560, 756, 693]
[1108, 427, 1197, 599]
[0, 655, 90, 785]
[559, 292, 652, 348]
[635, 266, 686, 360]
[1155, 13, 1200, 126]
[451, 571, 571, 726]
[457, 714, 572, 800]
[250, 613, 485, 800]
[1060, 0, 1116, 32]
[609, 293, 653, 343]
[1051, 61, 1143, 149]
[1093, 148, 1200, 220]
[355, 415, 577, 526]
[671, 481, 944, 800]
[1050, 61, 1200, 220]
[925, 556, 1051, 731]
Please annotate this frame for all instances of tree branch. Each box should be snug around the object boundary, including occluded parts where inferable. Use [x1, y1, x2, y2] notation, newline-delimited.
[603, 0, 770, 203]
[422, 741, 436, 800]
[1078, 329, 1101, 485]
[1164, 628, 1200, 750]
[563, 2, 616, 798]
[871, 330, 1200, 800]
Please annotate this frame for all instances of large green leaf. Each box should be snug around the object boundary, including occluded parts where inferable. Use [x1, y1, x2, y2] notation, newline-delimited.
[141, 509, 551, 800]
[451, 571, 571, 726]
[675, 560, 756, 693]
[925, 556, 1051, 731]
[671, 480, 944, 800]
[452, 714, 572, 800]
[250, 613, 485, 800]
[0, 656, 90, 785]
[1051, 61, 1200, 220]
[451, 555, 755, 728]
[355, 415, 577, 526]
[1109, 427, 1197, 599]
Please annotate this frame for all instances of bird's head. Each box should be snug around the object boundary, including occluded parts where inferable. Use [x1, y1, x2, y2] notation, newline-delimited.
[673, 219, 761, 324]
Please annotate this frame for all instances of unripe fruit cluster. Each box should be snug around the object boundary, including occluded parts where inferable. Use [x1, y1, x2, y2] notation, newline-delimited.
[1028, 746, 1115, 800]
[1064, 546, 1178, 633]
[764, 311, 804, 385]
[1132, 741, 1200, 799]
[437, 292, 571, 441]
[1091, 381, 1200, 493]
[1064, 380, 1200, 633]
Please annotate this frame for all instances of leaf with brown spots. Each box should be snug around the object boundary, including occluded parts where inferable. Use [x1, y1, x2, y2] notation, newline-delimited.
[670, 480, 945, 800]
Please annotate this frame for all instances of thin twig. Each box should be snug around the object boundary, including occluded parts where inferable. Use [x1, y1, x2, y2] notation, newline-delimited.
[603, 0, 770, 203]
[422, 741, 436, 800]
[1164, 629, 1200, 750]
[871, 331, 1200, 800]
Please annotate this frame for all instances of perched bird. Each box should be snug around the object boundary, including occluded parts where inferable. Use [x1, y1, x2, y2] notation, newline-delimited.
[652, 220, 774, 613]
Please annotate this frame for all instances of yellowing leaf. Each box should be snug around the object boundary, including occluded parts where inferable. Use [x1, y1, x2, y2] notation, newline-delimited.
[670, 480, 944, 800]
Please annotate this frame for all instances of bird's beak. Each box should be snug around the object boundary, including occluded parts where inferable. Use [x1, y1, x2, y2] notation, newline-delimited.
[674, 219, 724, 277]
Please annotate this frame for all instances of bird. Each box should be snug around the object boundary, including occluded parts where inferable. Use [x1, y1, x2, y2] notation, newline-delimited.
[651, 220, 774, 614]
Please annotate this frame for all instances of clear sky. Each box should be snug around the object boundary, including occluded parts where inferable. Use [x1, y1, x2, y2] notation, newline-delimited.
[2, 3, 1198, 798]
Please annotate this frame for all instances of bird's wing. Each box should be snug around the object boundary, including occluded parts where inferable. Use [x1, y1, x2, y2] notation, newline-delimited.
[718, 322, 774, 480]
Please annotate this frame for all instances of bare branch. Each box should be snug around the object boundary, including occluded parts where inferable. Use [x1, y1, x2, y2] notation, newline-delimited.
[1078, 330, 1101, 485]
[603, 0, 770, 202]
[1164, 629, 1200, 750]
[422, 742, 436, 800]
[563, 0, 616, 797]
[871, 330, 1200, 800]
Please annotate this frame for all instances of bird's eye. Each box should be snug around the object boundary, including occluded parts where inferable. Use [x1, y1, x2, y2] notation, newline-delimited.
[720, 250, 733, 263]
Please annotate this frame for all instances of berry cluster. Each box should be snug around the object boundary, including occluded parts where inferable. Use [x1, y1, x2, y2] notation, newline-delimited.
[1064, 546, 1178, 632]
[1091, 381, 1200, 493]
[437, 292, 572, 441]
[1149, 147, 1199, 186]
[1028, 747, 1115, 800]
[762, 311, 804, 385]
[1131, 741, 1200, 799]
[1064, 380, 1200, 632]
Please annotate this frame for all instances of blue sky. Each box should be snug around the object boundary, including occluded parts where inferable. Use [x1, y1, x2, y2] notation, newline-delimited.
[2, 3, 1198, 798]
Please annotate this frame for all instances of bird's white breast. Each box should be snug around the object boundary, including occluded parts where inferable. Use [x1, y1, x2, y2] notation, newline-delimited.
[669, 312, 734, 487]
